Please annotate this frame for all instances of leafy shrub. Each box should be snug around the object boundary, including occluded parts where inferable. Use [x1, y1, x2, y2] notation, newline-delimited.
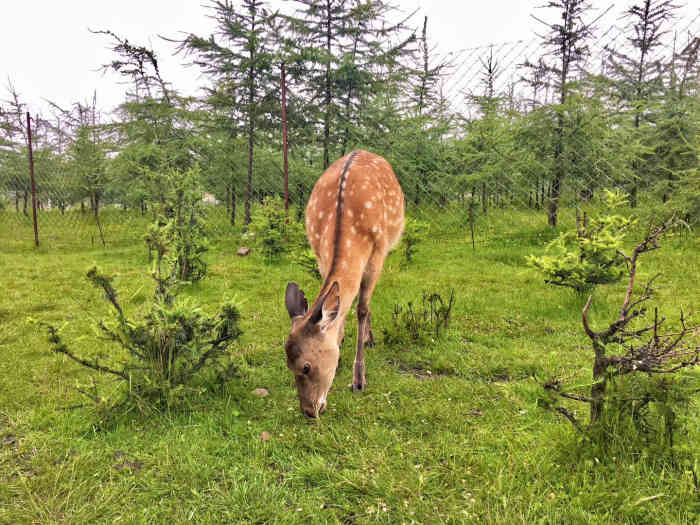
[145, 166, 209, 282]
[383, 290, 455, 346]
[249, 196, 287, 261]
[527, 190, 636, 294]
[290, 248, 322, 281]
[401, 217, 430, 267]
[250, 195, 306, 263]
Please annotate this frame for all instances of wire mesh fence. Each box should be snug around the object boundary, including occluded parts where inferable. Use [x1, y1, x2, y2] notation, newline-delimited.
[1, 10, 698, 251]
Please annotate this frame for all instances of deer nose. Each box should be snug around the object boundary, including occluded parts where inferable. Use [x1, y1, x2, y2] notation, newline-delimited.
[303, 407, 318, 418]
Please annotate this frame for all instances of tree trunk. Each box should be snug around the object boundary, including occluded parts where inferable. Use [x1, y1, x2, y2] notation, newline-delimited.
[297, 182, 304, 222]
[481, 182, 487, 215]
[93, 192, 105, 247]
[244, 6, 258, 226]
[230, 188, 236, 227]
[323, 0, 332, 169]
[23, 191, 29, 216]
[549, 111, 565, 227]
[590, 346, 608, 424]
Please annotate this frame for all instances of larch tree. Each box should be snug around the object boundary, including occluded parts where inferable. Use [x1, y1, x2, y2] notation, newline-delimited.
[531, 0, 602, 226]
[285, 0, 414, 168]
[605, 0, 680, 206]
[177, 0, 279, 224]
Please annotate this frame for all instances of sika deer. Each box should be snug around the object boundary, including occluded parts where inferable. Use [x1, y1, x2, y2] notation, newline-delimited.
[284, 150, 405, 418]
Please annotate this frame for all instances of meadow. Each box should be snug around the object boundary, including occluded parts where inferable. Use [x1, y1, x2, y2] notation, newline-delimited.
[1, 207, 699, 524]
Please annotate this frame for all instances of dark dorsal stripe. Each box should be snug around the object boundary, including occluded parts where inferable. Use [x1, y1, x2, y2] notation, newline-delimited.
[317, 149, 359, 299]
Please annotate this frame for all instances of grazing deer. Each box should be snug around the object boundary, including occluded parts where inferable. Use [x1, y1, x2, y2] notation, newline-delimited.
[284, 150, 405, 418]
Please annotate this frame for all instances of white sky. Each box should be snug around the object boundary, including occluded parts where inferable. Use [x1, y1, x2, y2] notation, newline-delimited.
[1, 1, 697, 118]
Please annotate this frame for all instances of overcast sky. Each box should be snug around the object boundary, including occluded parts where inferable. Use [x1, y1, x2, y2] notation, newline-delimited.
[1, 1, 697, 118]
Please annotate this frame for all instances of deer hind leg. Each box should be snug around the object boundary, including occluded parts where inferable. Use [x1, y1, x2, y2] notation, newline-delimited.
[351, 249, 386, 392]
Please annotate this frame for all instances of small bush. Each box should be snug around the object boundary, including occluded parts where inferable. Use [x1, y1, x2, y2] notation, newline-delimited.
[38, 252, 242, 414]
[249, 196, 305, 262]
[527, 190, 636, 294]
[290, 248, 322, 281]
[144, 166, 209, 282]
[383, 290, 455, 346]
[401, 218, 430, 267]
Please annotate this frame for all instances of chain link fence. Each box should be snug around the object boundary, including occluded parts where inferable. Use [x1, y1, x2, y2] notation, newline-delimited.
[1, 11, 698, 250]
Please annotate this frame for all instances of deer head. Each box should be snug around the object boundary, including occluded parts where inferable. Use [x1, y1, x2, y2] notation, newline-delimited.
[284, 281, 341, 418]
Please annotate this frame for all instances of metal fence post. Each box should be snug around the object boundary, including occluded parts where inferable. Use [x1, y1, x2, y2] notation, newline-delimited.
[282, 62, 289, 222]
[26, 112, 39, 247]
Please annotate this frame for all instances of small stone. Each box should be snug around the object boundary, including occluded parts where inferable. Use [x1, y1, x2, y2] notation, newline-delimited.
[261, 431, 272, 442]
[469, 410, 483, 417]
[252, 388, 269, 397]
[237, 247, 250, 256]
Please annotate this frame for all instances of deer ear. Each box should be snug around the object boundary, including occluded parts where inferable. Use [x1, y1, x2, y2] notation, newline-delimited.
[308, 281, 340, 331]
[285, 282, 308, 319]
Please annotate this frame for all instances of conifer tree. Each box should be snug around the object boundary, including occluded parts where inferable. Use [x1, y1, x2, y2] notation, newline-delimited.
[530, 0, 601, 226]
[286, 0, 414, 168]
[177, 0, 279, 224]
[605, 0, 680, 206]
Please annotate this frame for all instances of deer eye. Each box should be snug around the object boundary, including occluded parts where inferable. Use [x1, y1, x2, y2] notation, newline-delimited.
[302, 363, 311, 375]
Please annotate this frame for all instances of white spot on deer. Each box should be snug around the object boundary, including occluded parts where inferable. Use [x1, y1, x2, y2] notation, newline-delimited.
[351, 225, 357, 234]
[347, 209, 354, 218]
[346, 239, 352, 248]
[364, 201, 373, 209]
[371, 224, 378, 233]
[327, 190, 333, 198]
[341, 260, 348, 269]
[319, 211, 324, 219]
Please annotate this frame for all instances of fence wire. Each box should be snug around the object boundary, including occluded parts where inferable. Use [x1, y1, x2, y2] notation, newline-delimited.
[1, 12, 698, 249]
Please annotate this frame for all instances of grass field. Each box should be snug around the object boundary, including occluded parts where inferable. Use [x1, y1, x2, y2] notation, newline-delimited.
[1, 207, 700, 524]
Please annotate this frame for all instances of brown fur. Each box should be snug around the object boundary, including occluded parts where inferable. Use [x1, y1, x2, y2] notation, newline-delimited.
[284, 150, 405, 417]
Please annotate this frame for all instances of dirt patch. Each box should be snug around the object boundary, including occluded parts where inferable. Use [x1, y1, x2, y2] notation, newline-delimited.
[112, 451, 143, 473]
[391, 360, 457, 379]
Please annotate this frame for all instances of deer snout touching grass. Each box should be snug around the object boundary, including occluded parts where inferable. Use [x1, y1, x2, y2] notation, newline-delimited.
[284, 150, 405, 418]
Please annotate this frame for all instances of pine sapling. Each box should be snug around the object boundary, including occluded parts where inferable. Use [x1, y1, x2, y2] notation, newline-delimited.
[38, 257, 242, 411]
[528, 190, 637, 293]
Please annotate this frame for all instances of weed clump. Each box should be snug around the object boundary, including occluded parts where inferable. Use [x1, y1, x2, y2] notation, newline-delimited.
[383, 290, 455, 346]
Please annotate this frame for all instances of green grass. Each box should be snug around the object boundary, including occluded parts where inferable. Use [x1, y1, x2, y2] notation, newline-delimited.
[1, 207, 700, 524]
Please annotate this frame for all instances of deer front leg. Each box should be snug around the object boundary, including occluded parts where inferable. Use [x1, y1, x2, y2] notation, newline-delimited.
[352, 304, 370, 391]
[365, 321, 375, 347]
[352, 266, 380, 391]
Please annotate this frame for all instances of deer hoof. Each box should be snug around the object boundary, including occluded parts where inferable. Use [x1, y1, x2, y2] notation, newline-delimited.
[351, 382, 366, 392]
